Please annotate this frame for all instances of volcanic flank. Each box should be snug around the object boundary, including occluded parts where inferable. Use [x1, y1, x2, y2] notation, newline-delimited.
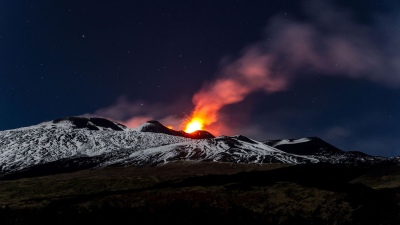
[52, 116, 127, 131]
[2, 117, 400, 225]
[0, 116, 398, 179]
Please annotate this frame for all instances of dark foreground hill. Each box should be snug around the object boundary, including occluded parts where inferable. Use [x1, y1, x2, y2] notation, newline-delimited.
[1, 162, 400, 225]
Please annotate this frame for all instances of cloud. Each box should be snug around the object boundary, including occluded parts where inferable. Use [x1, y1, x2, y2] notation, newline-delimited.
[83, 96, 190, 130]
[323, 126, 353, 142]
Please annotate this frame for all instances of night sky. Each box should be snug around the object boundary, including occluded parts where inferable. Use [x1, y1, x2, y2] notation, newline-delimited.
[1, 0, 400, 156]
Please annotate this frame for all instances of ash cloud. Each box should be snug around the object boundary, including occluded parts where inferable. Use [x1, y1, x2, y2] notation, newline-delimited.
[88, 0, 399, 141]
[194, 0, 400, 134]
[84, 97, 188, 130]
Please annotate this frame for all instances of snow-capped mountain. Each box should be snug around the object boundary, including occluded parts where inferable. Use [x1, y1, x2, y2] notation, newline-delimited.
[264, 137, 387, 165]
[0, 117, 393, 176]
[0, 117, 189, 173]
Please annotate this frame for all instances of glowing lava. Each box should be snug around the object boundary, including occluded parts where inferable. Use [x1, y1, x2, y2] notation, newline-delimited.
[184, 118, 204, 133]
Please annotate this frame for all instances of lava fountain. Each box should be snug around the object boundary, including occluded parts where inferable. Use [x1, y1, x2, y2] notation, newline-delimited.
[184, 118, 204, 133]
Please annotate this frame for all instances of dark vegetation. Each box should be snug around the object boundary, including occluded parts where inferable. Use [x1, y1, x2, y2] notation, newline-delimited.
[0, 162, 400, 225]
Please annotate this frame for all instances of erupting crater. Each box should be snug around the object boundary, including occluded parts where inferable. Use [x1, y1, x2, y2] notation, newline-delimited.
[184, 118, 204, 133]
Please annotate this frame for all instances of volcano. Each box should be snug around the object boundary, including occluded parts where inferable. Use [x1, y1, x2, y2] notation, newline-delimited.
[1, 117, 400, 225]
[0, 116, 396, 178]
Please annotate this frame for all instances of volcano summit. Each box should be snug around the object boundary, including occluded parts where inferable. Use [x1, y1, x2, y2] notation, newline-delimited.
[0, 116, 395, 178]
[1, 117, 400, 225]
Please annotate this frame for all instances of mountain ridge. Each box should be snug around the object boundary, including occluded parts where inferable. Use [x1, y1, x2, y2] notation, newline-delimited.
[0, 116, 397, 177]
[1, 117, 400, 225]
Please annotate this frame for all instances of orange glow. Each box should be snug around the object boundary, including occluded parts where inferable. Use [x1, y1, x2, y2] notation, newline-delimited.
[166, 125, 174, 129]
[184, 118, 204, 133]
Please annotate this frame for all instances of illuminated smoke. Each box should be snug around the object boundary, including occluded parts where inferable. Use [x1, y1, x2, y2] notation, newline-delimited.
[189, 0, 400, 133]
[89, 1, 400, 136]
[84, 97, 187, 129]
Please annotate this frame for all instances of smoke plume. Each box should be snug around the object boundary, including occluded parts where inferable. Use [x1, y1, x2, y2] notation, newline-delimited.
[89, 0, 399, 137]
[191, 0, 400, 132]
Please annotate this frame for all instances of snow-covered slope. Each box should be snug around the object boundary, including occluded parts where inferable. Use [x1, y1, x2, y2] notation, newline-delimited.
[0, 117, 393, 175]
[0, 117, 317, 174]
[0, 118, 189, 173]
[265, 137, 387, 165]
[103, 135, 317, 167]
